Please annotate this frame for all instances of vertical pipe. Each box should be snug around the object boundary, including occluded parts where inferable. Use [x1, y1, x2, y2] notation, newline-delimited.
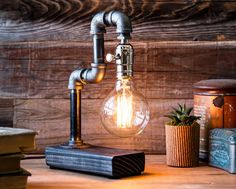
[69, 89, 83, 146]
[93, 34, 104, 64]
[77, 89, 82, 139]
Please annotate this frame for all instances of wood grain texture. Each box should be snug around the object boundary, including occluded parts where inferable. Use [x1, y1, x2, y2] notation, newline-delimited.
[0, 41, 235, 99]
[2, 41, 236, 154]
[13, 98, 193, 153]
[0, 42, 147, 98]
[0, 99, 13, 127]
[45, 146, 145, 178]
[22, 156, 236, 189]
[0, 1, 236, 41]
[1, 1, 236, 154]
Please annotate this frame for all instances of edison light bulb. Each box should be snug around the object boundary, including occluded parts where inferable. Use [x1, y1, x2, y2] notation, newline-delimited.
[100, 78, 150, 137]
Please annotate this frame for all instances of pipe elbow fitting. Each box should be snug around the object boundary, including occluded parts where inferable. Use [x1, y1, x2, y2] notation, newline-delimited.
[105, 11, 132, 36]
[82, 64, 106, 83]
[90, 11, 132, 39]
[90, 12, 106, 35]
[68, 69, 86, 90]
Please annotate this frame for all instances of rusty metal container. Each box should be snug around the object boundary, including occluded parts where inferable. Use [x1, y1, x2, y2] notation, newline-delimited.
[193, 79, 236, 160]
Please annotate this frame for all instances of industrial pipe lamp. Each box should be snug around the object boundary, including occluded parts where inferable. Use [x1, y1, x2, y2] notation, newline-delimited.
[45, 11, 150, 178]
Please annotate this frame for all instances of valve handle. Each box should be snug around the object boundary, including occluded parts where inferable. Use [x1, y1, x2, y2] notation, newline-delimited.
[106, 53, 114, 62]
[106, 53, 121, 63]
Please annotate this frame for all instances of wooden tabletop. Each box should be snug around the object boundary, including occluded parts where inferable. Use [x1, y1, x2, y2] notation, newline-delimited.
[22, 155, 236, 189]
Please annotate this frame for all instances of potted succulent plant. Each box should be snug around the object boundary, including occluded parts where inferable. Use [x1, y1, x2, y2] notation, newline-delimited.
[165, 104, 200, 167]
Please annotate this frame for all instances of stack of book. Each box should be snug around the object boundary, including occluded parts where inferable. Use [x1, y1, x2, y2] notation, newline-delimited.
[0, 127, 37, 189]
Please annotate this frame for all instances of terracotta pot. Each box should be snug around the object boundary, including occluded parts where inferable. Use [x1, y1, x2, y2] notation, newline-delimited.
[165, 123, 200, 167]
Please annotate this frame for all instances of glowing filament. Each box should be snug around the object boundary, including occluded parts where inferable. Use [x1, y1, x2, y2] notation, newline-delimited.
[117, 92, 133, 128]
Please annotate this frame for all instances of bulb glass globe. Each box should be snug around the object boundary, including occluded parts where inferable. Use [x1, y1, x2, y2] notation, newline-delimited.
[100, 78, 150, 137]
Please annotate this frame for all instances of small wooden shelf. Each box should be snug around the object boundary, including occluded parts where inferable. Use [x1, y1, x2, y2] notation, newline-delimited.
[22, 155, 236, 189]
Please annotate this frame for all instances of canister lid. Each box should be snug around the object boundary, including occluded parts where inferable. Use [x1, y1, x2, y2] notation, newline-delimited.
[194, 79, 236, 95]
[210, 128, 236, 144]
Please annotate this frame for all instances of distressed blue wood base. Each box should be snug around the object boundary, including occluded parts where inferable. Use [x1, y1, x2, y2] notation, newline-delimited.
[45, 145, 145, 178]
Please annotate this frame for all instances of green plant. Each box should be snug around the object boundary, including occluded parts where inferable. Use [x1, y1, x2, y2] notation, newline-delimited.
[165, 104, 200, 126]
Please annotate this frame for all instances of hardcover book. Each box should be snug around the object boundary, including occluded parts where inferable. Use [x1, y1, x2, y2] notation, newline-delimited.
[0, 127, 37, 154]
[0, 153, 23, 174]
[0, 169, 31, 189]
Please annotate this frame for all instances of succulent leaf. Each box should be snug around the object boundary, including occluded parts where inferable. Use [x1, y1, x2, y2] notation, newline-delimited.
[165, 104, 200, 126]
[186, 107, 193, 115]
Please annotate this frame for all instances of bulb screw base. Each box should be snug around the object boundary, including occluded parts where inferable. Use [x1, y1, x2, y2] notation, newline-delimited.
[115, 43, 134, 79]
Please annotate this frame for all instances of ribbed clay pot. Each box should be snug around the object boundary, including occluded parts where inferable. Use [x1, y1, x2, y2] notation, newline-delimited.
[165, 123, 200, 167]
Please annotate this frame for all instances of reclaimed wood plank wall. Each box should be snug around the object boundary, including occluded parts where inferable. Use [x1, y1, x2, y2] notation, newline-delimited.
[0, 0, 236, 154]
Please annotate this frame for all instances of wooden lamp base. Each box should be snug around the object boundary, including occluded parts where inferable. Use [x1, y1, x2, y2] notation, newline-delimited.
[45, 145, 145, 178]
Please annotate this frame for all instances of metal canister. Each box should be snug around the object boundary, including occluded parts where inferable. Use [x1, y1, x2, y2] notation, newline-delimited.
[209, 128, 236, 173]
[193, 79, 236, 160]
